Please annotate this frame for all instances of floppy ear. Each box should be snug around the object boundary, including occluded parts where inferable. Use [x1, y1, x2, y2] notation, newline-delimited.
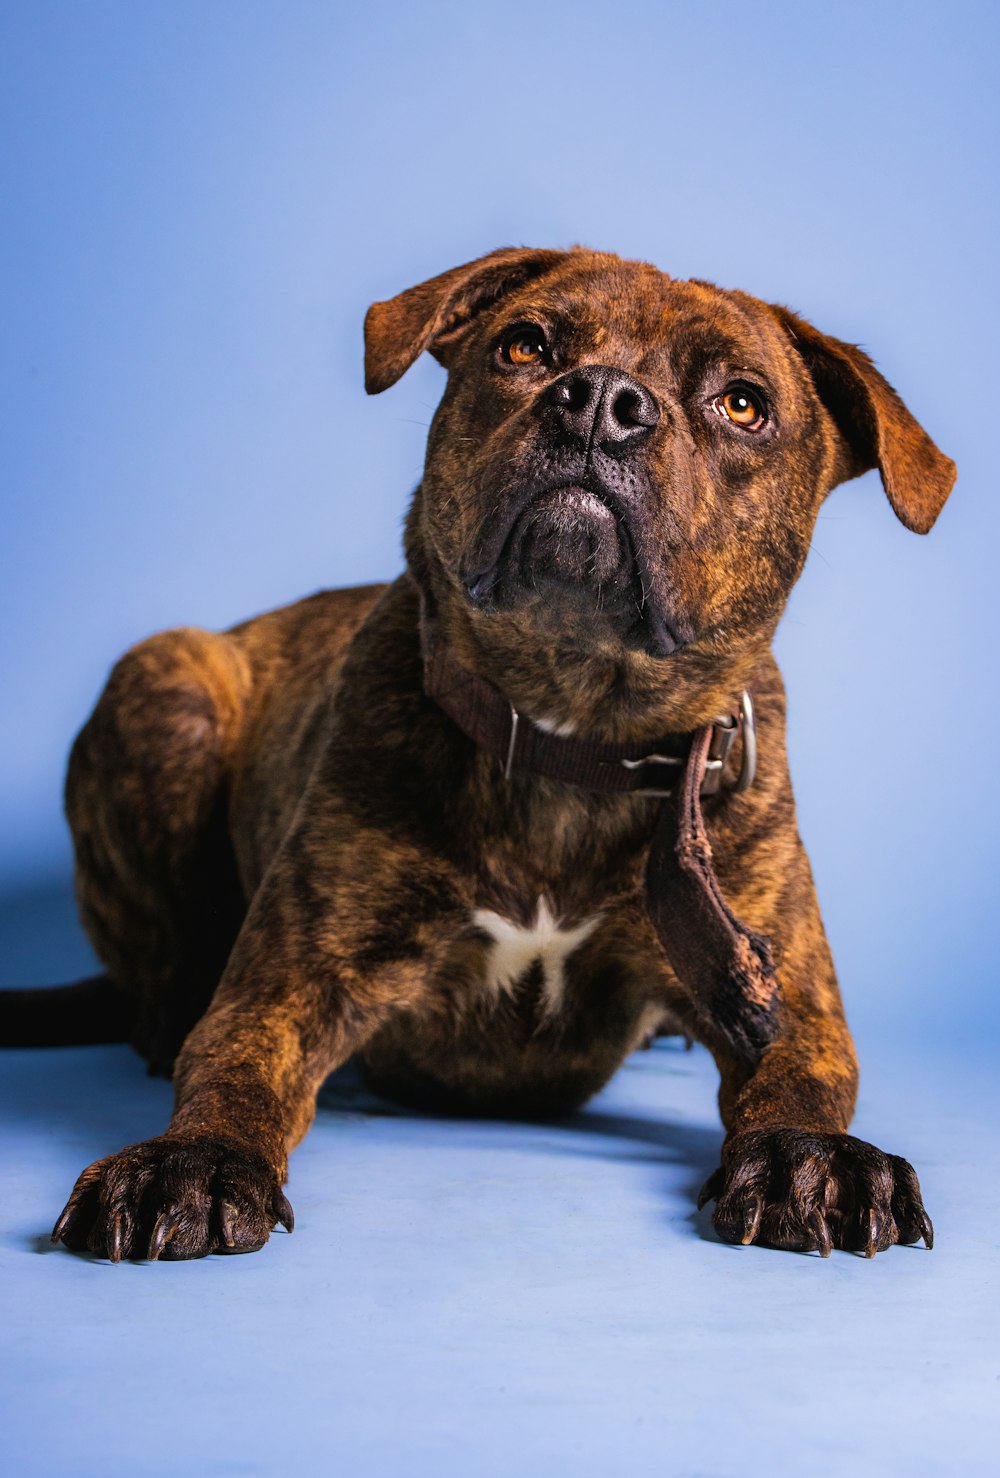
[773, 306, 956, 534]
[364, 246, 571, 395]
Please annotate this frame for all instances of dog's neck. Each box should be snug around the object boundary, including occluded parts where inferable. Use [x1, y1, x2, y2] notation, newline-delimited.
[422, 631, 753, 794]
[412, 572, 768, 745]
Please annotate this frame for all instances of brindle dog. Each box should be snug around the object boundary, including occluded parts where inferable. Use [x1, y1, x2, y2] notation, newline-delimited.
[31, 246, 955, 1261]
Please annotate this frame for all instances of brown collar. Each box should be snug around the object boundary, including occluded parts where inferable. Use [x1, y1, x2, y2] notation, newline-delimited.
[423, 638, 780, 1064]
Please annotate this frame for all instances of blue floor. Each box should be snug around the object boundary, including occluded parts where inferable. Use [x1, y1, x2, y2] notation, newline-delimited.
[2, 884, 998, 1476]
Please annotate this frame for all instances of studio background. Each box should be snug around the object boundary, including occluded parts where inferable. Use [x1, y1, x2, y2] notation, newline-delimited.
[2, 3, 997, 1475]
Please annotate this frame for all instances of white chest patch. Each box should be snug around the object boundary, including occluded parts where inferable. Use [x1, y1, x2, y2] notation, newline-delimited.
[471, 896, 601, 1019]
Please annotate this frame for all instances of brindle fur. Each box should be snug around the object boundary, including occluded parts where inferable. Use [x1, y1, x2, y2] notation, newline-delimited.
[47, 247, 952, 1260]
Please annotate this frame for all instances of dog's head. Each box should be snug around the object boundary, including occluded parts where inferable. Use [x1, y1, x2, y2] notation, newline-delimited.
[365, 247, 954, 724]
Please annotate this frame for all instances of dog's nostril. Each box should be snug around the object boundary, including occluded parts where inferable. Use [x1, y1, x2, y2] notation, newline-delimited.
[613, 387, 659, 430]
[546, 376, 591, 413]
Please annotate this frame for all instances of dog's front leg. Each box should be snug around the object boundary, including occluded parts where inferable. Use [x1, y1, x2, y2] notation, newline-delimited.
[52, 832, 461, 1261]
[699, 851, 934, 1257]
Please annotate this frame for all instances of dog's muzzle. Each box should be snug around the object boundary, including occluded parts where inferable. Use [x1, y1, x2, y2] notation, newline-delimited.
[462, 367, 684, 655]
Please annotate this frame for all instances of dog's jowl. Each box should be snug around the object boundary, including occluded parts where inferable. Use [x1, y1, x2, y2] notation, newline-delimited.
[4, 247, 954, 1261]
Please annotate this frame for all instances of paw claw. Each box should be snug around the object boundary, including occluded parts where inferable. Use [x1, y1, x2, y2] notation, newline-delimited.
[219, 1200, 239, 1248]
[51, 1205, 73, 1246]
[697, 1167, 724, 1210]
[917, 1208, 934, 1250]
[809, 1208, 833, 1258]
[740, 1195, 763, 1246]
[274, 1191, 295, 1234]
[147, 1210, 178, 1262]
[864, 1207, 881, 1259]
[109, 1212, 125, 1263]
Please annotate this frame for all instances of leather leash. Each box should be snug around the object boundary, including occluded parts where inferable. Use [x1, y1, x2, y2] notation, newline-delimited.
[423, 638, 780, 1063]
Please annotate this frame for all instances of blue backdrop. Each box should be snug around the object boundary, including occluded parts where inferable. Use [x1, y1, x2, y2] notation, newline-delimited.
[2, 7, 998, 1477]
[4, 0, 995, 1046]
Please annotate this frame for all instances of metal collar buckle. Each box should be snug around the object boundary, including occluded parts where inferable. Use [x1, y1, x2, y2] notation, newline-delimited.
[701, 689, 757, 796]
[623, 689, 757, 799]
[619, 751, 684, 798]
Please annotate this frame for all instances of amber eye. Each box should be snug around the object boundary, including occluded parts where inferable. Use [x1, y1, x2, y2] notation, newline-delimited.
[713, 385, 766, 430]
[501, 326, 547, 366]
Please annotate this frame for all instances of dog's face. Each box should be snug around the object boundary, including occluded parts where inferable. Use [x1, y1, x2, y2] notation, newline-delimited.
[366, 248, 954, 677]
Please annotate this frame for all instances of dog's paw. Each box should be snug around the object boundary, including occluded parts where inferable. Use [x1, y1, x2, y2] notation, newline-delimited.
[51, 1134, 294, 1262]
[698, 1127, 933, 1257]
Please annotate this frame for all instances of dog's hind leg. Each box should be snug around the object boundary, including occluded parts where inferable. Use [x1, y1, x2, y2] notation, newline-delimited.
[65, 626, 252, 1073]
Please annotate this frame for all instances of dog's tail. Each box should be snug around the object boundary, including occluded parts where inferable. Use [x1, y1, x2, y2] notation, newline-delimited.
[0, 973, 130, 1046]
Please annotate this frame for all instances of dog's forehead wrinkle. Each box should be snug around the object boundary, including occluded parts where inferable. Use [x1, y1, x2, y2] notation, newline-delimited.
[503, 260, 670, 350]
[655, 282, 782, 379]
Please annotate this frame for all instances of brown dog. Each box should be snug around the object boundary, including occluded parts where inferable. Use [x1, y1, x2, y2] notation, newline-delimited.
[10, 246, 954, 1261]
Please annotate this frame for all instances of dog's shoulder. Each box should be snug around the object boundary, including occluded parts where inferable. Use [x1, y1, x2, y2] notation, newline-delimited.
[228, 581, 391, 657]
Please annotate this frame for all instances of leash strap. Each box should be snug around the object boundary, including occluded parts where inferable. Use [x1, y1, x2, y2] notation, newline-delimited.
[423, 639, 780, 1062]
[646, 724, 779, 1061]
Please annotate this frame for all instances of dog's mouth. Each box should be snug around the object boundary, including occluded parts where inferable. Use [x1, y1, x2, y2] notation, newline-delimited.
[500, 483, 630, 586]
[462, 478, 684, 655]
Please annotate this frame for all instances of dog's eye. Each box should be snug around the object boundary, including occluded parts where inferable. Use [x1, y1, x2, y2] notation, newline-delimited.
[501, 326, 547, 367]
[713, 386, 766, 430]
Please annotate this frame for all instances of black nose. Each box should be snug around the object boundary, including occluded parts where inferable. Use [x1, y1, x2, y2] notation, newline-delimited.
[543, 365, 660, 457]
